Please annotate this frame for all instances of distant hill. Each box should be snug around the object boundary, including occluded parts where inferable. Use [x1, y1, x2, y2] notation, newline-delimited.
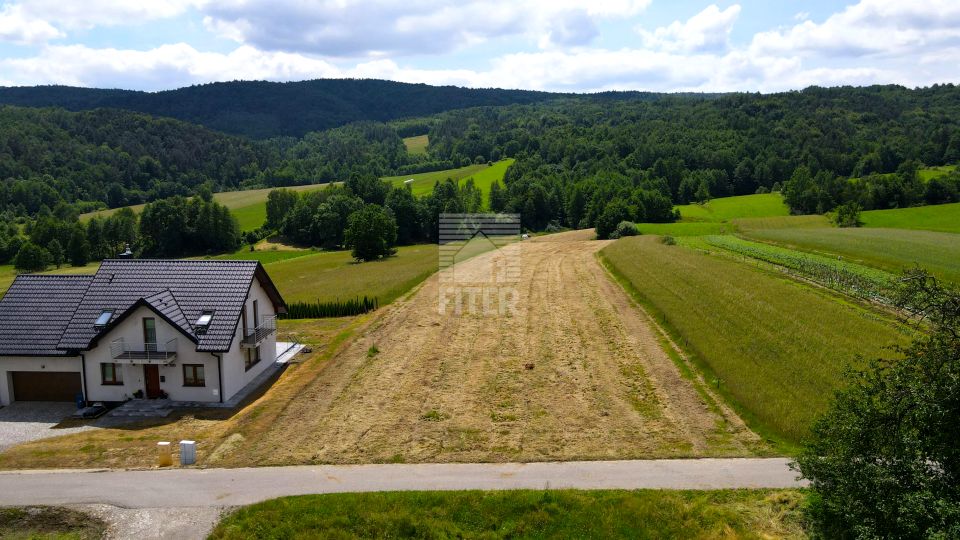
[0, 79, 569, 139]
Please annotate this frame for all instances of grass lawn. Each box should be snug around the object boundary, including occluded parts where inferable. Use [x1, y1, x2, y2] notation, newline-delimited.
[675, 193, 789, 223]
[860, 202, 960, 234]
[385, 159, 514, 203]
[402, 134, 429, 155]
[211, 489, 807, 539]
[0, 506, 106, 539]
[601, 236, 909, 446]
[742, 226, 960, 284]
[262, 244, 439, 304]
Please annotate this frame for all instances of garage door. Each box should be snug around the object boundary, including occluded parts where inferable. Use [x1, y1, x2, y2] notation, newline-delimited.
[11, 372, 81, 402]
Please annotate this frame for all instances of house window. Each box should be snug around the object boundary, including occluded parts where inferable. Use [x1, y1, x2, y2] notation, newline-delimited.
[101, 363, 123, 385]
[245, 346, 261, 371]
[143, 318, 157, 351]
[183, 364, 205, 387]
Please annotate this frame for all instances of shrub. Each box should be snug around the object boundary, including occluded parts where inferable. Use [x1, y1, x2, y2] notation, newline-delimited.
[661, 235, 677, 246]
[615, 221, 639, 238]
[832, 202, 863, 228]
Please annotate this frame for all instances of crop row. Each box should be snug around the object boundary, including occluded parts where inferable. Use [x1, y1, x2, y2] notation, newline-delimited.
[702, 235, 895, 302]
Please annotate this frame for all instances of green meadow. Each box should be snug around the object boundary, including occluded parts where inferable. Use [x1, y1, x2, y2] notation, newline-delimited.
[385, 158, 515, 202]
[602, 235, 909, 446]
[860, 202, 960, 234]
[402, 134, 429, 155]
[676, 193, 790, 223]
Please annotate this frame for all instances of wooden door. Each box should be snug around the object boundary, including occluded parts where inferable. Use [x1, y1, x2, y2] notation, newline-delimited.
[143, 365, 161, 398]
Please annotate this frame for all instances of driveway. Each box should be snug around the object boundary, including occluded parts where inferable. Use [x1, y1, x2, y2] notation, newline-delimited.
[0, 402, 96, 452]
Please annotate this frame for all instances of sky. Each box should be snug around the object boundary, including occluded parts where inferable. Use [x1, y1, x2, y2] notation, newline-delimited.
[0, 0, 957, 93]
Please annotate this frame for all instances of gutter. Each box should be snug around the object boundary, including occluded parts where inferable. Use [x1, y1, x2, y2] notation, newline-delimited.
[213, 353, 223, 404]
[80, 353, 89, 407]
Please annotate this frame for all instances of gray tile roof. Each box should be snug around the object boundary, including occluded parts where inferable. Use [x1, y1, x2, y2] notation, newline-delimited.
[0, 275, 94, 356]
[0, 259, 286, 356]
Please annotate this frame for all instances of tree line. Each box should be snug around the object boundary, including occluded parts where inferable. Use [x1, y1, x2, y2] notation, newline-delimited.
[1, 190, 240, 272]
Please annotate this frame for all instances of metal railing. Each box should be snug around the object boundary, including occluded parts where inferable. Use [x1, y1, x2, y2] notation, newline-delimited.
[241, 315, 277, 348]
[110, 337, 178, 364]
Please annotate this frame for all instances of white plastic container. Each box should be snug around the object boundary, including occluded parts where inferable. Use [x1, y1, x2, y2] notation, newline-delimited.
[179, 440, 196, 466]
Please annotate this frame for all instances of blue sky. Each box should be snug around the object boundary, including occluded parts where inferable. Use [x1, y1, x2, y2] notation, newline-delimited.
[0, 0, 957, 92]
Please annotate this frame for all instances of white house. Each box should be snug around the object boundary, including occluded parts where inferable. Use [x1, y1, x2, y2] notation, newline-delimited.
[0, 259, 286, 406]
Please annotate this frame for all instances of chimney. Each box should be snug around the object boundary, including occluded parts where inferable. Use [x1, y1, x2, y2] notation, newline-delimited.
[118, 244, 134, 259]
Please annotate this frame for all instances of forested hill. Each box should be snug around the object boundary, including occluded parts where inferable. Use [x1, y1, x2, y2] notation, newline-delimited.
[0, 79, 566, 139]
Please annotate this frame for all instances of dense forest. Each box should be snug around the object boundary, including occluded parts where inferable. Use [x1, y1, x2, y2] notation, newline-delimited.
[2, 82, 960, 263]
[0, 79, 563, 139]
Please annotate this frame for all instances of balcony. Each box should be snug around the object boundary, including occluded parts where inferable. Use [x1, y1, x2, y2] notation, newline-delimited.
[110, 337, 178, 364]
[241, 315, 276, 349]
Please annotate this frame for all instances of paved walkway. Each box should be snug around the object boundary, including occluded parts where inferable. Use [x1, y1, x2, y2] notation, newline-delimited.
[0, 458, 803, 508]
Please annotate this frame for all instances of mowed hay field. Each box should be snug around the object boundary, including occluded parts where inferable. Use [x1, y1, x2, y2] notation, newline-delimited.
[601, 236, 910, 445]
[213, 231, 765, 467]
[742, 226, 960, 284]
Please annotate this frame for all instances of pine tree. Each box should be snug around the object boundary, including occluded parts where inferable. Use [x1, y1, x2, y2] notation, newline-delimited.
[46, 239, 65, 268]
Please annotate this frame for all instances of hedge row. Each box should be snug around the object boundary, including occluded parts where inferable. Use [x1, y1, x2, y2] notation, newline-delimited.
[281, 297, 379, 319]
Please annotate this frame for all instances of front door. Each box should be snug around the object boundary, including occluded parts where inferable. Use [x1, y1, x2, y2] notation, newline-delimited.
[144, 365, 161, 399]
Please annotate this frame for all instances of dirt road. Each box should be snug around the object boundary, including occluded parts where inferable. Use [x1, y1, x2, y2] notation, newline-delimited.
[221, 230, 764, 466]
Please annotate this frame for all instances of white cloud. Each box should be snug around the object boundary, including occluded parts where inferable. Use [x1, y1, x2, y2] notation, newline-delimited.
[16, 0, 203, 29]
[200, 0, 651, 57]
[0, 44, 339, 89]
[751, 0, 960, 58]
[0, 4, 63, 44]
[638, 4, 741, 53]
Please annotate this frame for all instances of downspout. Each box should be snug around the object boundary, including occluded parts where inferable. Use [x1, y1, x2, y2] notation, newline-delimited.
[80, 353, 89, 407]
[213, 353, 223, 404]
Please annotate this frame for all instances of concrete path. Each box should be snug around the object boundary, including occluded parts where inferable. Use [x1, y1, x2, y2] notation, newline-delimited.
[0, 458, 802, 509]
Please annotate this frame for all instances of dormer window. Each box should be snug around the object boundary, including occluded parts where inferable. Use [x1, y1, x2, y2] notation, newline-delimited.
[94, 310, 113, 329]
[195, 311, 214, 334]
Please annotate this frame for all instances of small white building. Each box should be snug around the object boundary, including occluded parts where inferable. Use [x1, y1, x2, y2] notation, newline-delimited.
[0, 259, 286, 406]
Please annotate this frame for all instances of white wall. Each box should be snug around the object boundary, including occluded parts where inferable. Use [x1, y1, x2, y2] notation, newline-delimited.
[221, 278, 279, 401]
[0, 356, 81, 405]
[83, 305, 222, 403]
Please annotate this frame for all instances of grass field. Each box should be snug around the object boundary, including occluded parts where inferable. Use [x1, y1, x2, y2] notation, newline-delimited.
[676, 193, 789, 223]
[385, 158, 514, 203]
[601, 236, 909, 445]
[79, 184, 330, 231]
[860, 202, 960, 234]
[918, 164, 957, 181]
[211, 489, 807, 539]
[742, 227, 960, 284]
[402, 134, 429, 155]
[635, 222, 729, 237]
[262, 244, 439, 304]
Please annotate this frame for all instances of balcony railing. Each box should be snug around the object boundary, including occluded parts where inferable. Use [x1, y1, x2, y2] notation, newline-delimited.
[241, 315, 276, 349]
[110, 337, 178, 364]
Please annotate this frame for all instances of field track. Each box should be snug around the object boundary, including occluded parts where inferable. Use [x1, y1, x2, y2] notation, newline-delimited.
[229, 230, 763, 465]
